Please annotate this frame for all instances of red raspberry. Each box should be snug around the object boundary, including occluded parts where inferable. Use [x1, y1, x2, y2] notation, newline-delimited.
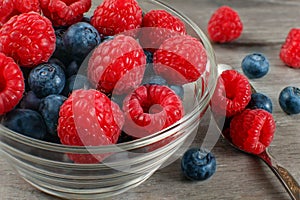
[279, 28, 300, 68]
[0, 12, 55, 67]
[211, 70, 251, 117]
[91, 0, 142, 36]
[40, 0, 91, 26]
[57, 89, 124, 163]
[153, 35, 207, 85]
[0, 53, 25, 115]
[14, 0, 41, 13]
[230, 109, 276, 154]
[122, 85, 184, 138]
[87, 35, 146, 95]
[0, 0, 14, 27]
[207, 6, 243, 43]
[139, 9, 187, 52]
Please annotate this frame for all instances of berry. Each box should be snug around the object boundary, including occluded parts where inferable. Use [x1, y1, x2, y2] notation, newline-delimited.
[101, 36, 114, 43]
[117, 131, 134, 143]
[0, 12, 55, 67]
[169, 85, 184, 100]
[279, 28, 300, 68]
[230, 109, 276, 154]
[211, 70, 251, 117]
[13, 0, 41, 13]
[153, 35, 207, 85]
[207, 6, 243, 43]
[40, 0, 92, 27]
[39, 94, 67, 136]
[62, 74, 90, 96]
[241, 53, 270, 79]
[247, 92, 273, 113]
[52, 28, 71, 66]
[66, 61, 80, 78]
[144, 50, 153, 64]
[63, 22, 101, 64]
[28, 63, 66, 98]
[181, 148, 217, 181]
[142, 75, 167, 86]
[91, 0, 142, 36]
[279, 86, 300, 115]
[122, 85, 184, 138]
[0, 0, 14, 27]
[110, 94, 126, 109]
[140, 9, 186, 51]
[0, 53, 25, 115]
[19, 91, 41, 111]
[87, 35, 146, 95]
[1, 109, 47, 140]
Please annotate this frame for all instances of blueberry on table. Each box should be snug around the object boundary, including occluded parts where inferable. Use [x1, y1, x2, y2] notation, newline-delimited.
[241, 52, 269, 79]
[181, 148, 216, 181]
[62, 74, 91, 96]
[279, 86, 300, 114]
[52, 28, 71, 66]
[247, 92, 273, 113]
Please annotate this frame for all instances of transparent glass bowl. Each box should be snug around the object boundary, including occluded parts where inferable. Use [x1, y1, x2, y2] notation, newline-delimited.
[0, 0, 217, 199]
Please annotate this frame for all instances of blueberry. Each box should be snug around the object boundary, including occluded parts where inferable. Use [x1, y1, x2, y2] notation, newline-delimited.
[81, 15, 91, 23]
[279, 86, 300, 114]
[48, 57, 66, 72]
[247, 92, 273, 113]
[117, 131, 134, 143]
[142, 75, 167, 85]
[181, 148, 216, 181]
[144, 50, 153, 64]
[52, 28, 71, 66]
[28, 63, 66, 98]
[62, 74, 91, 96]
[64, 22, 101, 63]
[101, 35, 114, 43]
[66, 60, 80, 78]
[111, 94, 126, 108]
[39, 95, 67, 136]
[241, 52, 270, 79]
[1, 109, 48, 140]
[19, 91, 42, 111]
[169, 85, 184, 100]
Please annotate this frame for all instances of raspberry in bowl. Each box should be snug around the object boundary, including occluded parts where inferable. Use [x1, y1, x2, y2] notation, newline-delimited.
[0, 0, 218, 199]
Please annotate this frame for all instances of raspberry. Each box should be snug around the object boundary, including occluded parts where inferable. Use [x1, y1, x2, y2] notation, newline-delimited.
[40, 0, 91, 27]
[122, 85, 184, 138]
[230, 109, 276, 154]
[0, 12, 55, 67]
[14, 0, 41, 13]
[207, 6, 243, 43]
[91, 0, 142, 36]
[153, 35, 207, 85]
[0, 53, 25, 115]
[211, 70, 251, 117]
[0, 0, 14, 27]
[87, 35, 146, 95]
[139, 10, 186, 51]
[279, 28, 300, 68]
[57, 89, 124, 163]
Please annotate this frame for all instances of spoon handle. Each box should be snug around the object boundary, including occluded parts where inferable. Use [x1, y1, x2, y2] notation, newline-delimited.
[258, 149, 300, 200]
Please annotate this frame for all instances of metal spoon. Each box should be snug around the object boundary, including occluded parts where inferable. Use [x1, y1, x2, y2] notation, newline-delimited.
[216, 64, 300, 200]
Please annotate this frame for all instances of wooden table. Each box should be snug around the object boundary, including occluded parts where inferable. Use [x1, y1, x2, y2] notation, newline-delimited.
[1, 0, 300, 199]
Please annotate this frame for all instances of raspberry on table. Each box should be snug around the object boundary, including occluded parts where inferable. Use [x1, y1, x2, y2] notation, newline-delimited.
[153, 35, 207, 85]
[0, 12, 56, 67]
[122, 84, 184, 138]
[279, 28, 300, 68]
[91, 0, 143, 36]
[0, 53, 25, 115]
[230, 109, 276, 154]
[207, 6, 243, 43]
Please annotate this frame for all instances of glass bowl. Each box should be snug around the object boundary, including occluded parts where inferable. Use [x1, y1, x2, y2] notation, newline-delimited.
[0, 0, 218, 199]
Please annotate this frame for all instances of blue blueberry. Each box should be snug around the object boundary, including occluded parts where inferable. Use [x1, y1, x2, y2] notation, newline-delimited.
[169, 85, 184, 100]
[1, 109, 48, 140]
[241, 52, 270, 79]
[39, 95, 67, 136]
[63, 22, 101, 63]
[279, 86, 300, 115]
[66, 60, 80, 78]
[48, 58, 66, 72]
[101, 35, 114, 43]
[28, 63, 66, 98]
[117, 131, 134, 143]
[52, 28, 71, 66]
[247, 92, 273, 113]
[142, 75, 167, 86]
[81, 15, 91, 23]
[181, 148, 216, 181]
[19, 91, 42, 111]
[111, 94, 126, 109]
[144, 50, 153, 64]
[62, 74, 91, 96]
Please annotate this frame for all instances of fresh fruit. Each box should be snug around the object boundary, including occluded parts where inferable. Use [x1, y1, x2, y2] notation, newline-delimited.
[13, 0, 41, 13]
[52, 28, 71, 66]
[63, 22, 101, 63]
[207, 6, 243, 43]
[142, 75, 167, 86]
[0, 53, 25, 115]
[139, 9, 186, 51]
[66, 61, 80, 78]
[19, 91, 41, 111]
[91, 0, 142, 36]
[279, 28, 300, 68]
[28, 63, 66, 98]
[0, 0, 14, 27]
[247, 92, 273, 113]
[1, 108, 47, 140]
[0, 12, 55, 67]
[87, 35, 146, 95]
[211, 69, 251, 117]
[122, 84, 184, 138]
[169, 85, 184, 100]
[241, 52, 270, 79]
[62, 74, 90, 96]
[153, 35, 207, 85]
[181, 148, 217, 181]
[279, 86, 300, 115]
[39, 94, 67, 136]
[230, 109, 276, 154]
[40, 0, 92, 27]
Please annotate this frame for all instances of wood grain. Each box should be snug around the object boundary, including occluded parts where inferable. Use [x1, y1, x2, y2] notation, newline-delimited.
[1, 0, 299, 199]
